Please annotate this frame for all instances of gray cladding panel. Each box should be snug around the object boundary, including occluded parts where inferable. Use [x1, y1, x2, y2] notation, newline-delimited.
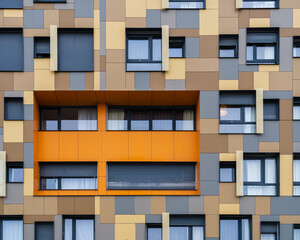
[189, 196, 204, 214]
[258, 121, 279, 142]
[161, 10, 176, 28]
[200, 180, 219, 196]
[146, 10, 161, 28]
[243, 135, 259, 152]
[99, 224, 114, 240]
[280, 37, 293, 71]
[165, 80, 185, 90]
[136, 224, 146, 240]
[280, 224, 293, 240]
[24, 143, 34, 168]
[75, 0, 94, 18]
[270, 9, 293, 28]
[200, 91, 219, 119]
[239, 29, 246, 65]
[271, 197, 300, 215]
[186, 38, 200, 58]
[200, 153, 219, 181]
[240, 197, 255, 214]
[54, 215, 63, 240]
[219, 59, 239, 80]
[293, 122, 300, 142]
[24, 224, 34, 240]
[166, 196, 189, 214]
[136, 196, 151, 214]
[70, 72, 86, 90]
[176, 10, 199, 29]
[263, 91, 293, 100]
[24, 37, 34, 72]
[115, 196, 136, 214]
[24, 10, 44, 29]
[4, 183, 23, 204]
[135, 72, 150, 90]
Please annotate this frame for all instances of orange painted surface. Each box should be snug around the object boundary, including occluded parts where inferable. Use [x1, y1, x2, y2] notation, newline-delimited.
[34, 92, 200, 196]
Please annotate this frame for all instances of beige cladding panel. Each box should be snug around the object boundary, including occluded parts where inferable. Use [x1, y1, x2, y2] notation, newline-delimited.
[236, 150, 243, 197]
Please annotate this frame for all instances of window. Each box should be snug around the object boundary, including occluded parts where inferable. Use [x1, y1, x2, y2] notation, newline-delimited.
[293, 158, 300, 196]
[261, 222, 279, 240]
[0, 218, 23, 240]
[39, 163, 98, 190]
[294, 37, 300, 58]
[35, 222, 54, 240]
[0, 29, 23, 71]
[220, 216, 250, 240]
[34, 37, 50, 58]
[220, 162, 236, 182]
[7, 163, 23, 183]
[126, 29, 162, 71]
[64, 217, 94, 240]
[0, 0, 22, 9]
[107, 162, 196, 190]
[294, 98, 300, 120]
[219, 91, 256, 134]
[40, 107, 97, 131]
[264, 99, 279, 120]
[169, 0, 204, 9]
[243, 155, 278, 196]
[58, 29, 94, 71]
[4, 98, 23, 121]
[169, 37, 185, 58]
[148, 215, 205, 240]
[107, 107, 195, 131]
[35, 0, 66, 2]
[242, 0, 278, 8]
[246, 28, 279, 65]
[294, 225, 300, 240]
[219, 35, 238, 58]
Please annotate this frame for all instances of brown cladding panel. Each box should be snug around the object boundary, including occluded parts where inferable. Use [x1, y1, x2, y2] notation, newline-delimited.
[186, 72, 219, 91]
[280, 121, 293, 154]
[199, 36, 219, 58]
[4, 143, 23, 162]
[200, 134, 228, 153]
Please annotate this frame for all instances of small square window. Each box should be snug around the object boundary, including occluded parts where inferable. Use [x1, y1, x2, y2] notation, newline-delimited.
[261, 222, 279, 240]
[4, 97, 23, 121]
[294, 37, 300, 58]
[34, 37, 50, 58]
[220, 162, 236, 182]
[264, 99, 279, 120]
[7, 163, 23, 183]
[169, 37, 185, 58]
[294, 98, 300, 120]
[219, 35, 238, 58]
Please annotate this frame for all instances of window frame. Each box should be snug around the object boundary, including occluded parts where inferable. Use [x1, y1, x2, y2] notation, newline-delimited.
[4, 97, 24, 121]
[168, 0, 205, 9]
[34, 0, 66, 2]
[39, 106, 98, 131]
[263, 99, 279, 121]
[63, 216, 94, 240]
[243, 154, 279, 196]
[169, 37, 185, 58]
[242, 0, 279, 9]
[219, 162, 236, 183]
[34, 37, 50, 59]
[107, 106, 196, 131]
[246, 28, 279, 65]
[293, 36, 300, 58]
[293, 156, 300, 196]
[219, 105, 256, 125]
[260, 222, 279, 240]
[219, 35, 239, 59]
[0, 0, 23, 9]
[0, 217, 23, 240]
[294, 224, 300, 240]
[293, 98, 300, 120]
[35, 222, 54, 240]
[6, 162, 23, 183]
[220, 216, 252, 240]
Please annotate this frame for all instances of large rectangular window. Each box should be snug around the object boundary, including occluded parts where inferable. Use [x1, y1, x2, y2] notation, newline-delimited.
[0, 218, 23, 240]
[169, 0, 204, 9]
[0, 29, 23, 71]
[107, 162, 196, 190]
[261, 222, 279, 240]
[35, 222, 54, 240]
[39, 163, 98, 190]
[0, 0, 22, 9]
[219, 91, 256, 134]
[40, 107, 97, 131]
[58, 29, 94, 71]
[126, 29, 162, 71]
[4, 97, 23, 121]
[220, 216, 251, 240]
[243, 155, 278, 196]
[242, 0, 278, 8]
[247, 29, 279, 65]
[107, 107, 195, 131]
[148, 215, 205, 240]
[64, 217, 94, 240]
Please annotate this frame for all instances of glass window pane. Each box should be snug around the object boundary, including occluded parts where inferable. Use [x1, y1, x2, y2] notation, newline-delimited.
[264, 102, 278, 120]
[9, 168, 23, 182]
[128, 40, 149, 60]
[130, 111, 149, 130]
[257, 46, 275, 60]
[244, 107, 256, 122]
[64, 219, 72, 240]
[170, 227, 188, 240]
[76, 220, 94, 240]
[220, 168, 234, 182]
[294, 47, 300, 57]
[170, 48, 183, 58]
[220, 107, 241, 121]
[148, 228, 162, 240]
[192, 226, 204, 240]
[261, 234, 276, 240]
[61, 108, 97, 131]
[3, 220, 23, 240]
[294, 229, 300, 240]
[61, 178, 97, 190]
[41, 178, 58, 190]
[152, 110, 173, 130]
[153, 39, 162, 61]
[219, 124, 256, 134]
[244, 160, 261, 182]
[247, 46, 253, 61]
[220, 220, 238, 240]
[41, 109, 58, 130]
[294, 106, 300, 120]
[294, 160, 300, 182]
[176, 110, 194, 131]
[244, 185, 276, 196]
[242, 219, 250, 240]
[220, 49, 235, 58]
[107, 109, 128, 130]
[265, 159, 276, 184]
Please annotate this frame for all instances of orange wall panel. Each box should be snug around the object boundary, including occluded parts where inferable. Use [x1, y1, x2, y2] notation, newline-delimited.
[102, 132, 129, 161]
[59, 132, 79, 161]
[78, 132, 101, 161]
[128, 132, 152, 161]
[37, 132, 59, 161]
[174, 132, 200, 161]
[152, 132, 174, 161]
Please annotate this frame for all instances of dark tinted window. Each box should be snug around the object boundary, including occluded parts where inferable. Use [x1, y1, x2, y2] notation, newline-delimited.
[0, 0, 22, 8]
[220, 162, 236, 182]
[7, 163, 23, 183]
[219, 35, 238, 58]
[34, 37, 50, 58]
[264, 99, 279, 120]
[169, 37, 185, 58]
[4, 98, 23, 121]
[35, 222, 54, 240]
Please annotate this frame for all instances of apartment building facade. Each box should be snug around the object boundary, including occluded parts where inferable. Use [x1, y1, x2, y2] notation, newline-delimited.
[0, 0, 300, 239]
